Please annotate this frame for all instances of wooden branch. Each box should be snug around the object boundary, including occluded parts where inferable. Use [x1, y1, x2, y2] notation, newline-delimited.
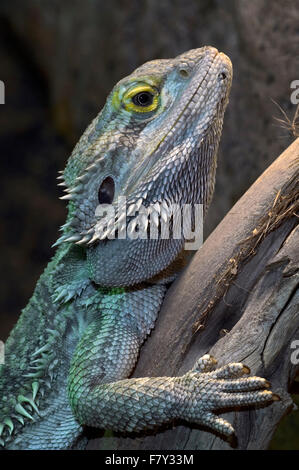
[89, 138, 299, 450]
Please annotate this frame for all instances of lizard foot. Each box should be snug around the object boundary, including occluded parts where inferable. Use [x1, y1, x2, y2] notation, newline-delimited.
[175, 354, 279, 438]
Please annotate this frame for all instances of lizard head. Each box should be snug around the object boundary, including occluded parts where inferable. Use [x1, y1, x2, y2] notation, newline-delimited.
[56, 46, 232, 285]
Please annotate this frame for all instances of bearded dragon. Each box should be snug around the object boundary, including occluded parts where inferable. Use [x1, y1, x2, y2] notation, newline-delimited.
[0, 46, 279, 450]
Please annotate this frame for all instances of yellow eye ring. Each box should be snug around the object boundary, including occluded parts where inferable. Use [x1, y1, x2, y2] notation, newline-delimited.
[123, 85, 159, 113]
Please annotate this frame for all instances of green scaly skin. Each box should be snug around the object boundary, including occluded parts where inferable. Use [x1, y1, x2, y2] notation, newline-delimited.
[0, 47, 278, 449]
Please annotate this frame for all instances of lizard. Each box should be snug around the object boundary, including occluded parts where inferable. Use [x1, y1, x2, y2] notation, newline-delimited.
[0, 46, 279, 450]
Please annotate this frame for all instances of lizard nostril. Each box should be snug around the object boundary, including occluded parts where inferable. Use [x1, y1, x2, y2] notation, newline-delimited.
[98, 176, 115, 205]
[179, 68, 190, 78]
[219, 72, 227, 80]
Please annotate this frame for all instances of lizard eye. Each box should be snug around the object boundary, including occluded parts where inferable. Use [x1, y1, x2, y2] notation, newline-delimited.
[132, 91, 154, 107]
[123, 84, 159, 113]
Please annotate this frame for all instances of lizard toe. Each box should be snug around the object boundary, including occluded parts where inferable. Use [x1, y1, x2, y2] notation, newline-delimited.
[191, 354, 218, 373]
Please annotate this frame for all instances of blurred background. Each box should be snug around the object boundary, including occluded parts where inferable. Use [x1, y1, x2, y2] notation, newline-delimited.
[0, 0, 298, 448]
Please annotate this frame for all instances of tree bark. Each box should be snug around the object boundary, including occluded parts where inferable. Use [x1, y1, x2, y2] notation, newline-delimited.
[89, 138, 299, 450]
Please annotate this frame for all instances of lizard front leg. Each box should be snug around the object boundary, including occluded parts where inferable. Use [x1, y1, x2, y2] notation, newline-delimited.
[68, 285, 278, 439]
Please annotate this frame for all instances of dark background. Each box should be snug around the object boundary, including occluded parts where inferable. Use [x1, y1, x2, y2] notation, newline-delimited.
[0, 0, 298, 448]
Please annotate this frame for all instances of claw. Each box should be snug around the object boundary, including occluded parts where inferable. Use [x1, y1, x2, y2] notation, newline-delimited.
[264, 380, 271, 388]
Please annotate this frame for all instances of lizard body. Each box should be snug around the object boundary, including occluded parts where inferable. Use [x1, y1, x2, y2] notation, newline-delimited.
[0, 47, 277, 449]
